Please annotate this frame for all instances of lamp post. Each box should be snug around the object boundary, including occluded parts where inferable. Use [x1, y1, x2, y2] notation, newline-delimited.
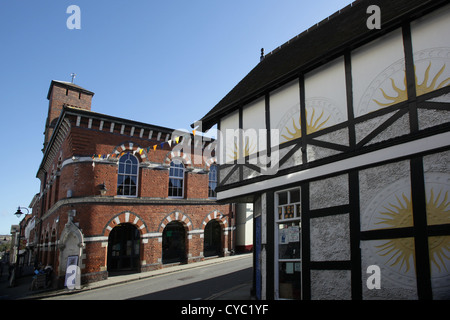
[10, 206, 29, 287]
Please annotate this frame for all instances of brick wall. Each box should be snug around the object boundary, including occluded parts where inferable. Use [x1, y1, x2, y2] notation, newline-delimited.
[44, 82, 93, 149]
[33, 81, 236, 286]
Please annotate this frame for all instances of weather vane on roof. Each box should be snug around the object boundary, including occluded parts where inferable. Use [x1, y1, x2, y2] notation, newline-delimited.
[70, 73, 76, 83]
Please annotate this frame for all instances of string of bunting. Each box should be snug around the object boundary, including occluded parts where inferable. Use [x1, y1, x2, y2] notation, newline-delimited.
[91, 130, 196, 162]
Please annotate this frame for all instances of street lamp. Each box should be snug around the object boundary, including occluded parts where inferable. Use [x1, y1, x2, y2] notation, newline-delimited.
[15, 206, 28, 218]
[10, 206, 29, 287]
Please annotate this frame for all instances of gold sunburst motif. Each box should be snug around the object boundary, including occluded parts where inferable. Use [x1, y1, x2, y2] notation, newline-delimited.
[375, 193, 414, 272]
[228, 137, 256, 161]
[427, 189, 450, 225]
[374, 63, 450, 107]
[281, 108, 330, 142]
[376, 189, 450, 272]
[375, 193, 413, 228]
[427, 189, 450, 273]
[375, 189, 450, 273]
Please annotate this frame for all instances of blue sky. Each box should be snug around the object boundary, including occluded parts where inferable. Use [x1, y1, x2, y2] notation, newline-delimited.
[0, 0, 352, 234]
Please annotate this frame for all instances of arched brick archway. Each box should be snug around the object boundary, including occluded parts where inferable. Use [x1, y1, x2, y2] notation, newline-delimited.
[162, 150, 192, 169]
[158, 211, 193, 264]
[201, 210, 228, 257]
[110, 141, 149, 162]
[204, 220, 222, 257]
[103, 211, 148, 236]
[157, 211, 193, 233]
[201, 210, 227, 230]
[107, 223, 140, 272]
[102, 212, 147, 273]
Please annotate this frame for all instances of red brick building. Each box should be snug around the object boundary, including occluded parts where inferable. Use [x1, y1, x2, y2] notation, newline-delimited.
[30, 80, 236, 286]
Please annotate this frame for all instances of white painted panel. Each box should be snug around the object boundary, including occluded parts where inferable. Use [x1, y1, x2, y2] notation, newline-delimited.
[305, 56, 347, 133]
[269, 79, 300, 145]
[411, 4, 450, 97]
[235, 203, 254, 247]
[352, 28, 405, 117]
[219, 109, 239, 164]
[242, 97, 266, 154]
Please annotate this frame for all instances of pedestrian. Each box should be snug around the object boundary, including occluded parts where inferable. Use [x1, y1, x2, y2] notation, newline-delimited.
[44, 265, 53, 288]
[29, 263, 45, 290]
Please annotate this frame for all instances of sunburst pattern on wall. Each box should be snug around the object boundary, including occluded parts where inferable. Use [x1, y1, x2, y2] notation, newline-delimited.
[228, 137, 255, 161]
[375, 189, 450, 273]
[376, 193, 414, 228]
[374, 62, 450, 107]
[281, 108, 330, 142]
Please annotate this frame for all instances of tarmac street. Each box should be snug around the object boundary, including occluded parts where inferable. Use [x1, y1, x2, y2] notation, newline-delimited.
[0, 253, 253, 300]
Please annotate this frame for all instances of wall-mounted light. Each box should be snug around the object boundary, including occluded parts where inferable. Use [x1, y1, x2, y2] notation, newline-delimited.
[100, 182, 107, 196]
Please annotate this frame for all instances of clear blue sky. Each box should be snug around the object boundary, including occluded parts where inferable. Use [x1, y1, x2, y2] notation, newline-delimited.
[0, 0, 352, 234]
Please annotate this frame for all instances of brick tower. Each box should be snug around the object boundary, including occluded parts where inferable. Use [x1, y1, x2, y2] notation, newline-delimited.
[43, 80, 94, 151]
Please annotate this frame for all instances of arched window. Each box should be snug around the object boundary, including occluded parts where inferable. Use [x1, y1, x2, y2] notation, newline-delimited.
[208, 164, 217, 198]
[117, 153, 139, 197]
[169, 160, 184, 198]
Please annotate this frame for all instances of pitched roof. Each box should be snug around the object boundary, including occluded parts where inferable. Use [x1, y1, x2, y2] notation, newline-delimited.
[195, 0, 447, 131]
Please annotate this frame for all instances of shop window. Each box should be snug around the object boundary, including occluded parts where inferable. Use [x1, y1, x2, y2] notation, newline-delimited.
[276, 188, 302, 299]
[117, 153, 139, 197]
[169, 160, 184, 198]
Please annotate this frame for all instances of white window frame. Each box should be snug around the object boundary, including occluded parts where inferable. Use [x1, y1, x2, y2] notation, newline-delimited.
[116, 153, 139, 197]
[274, 187, 302, 300]
[168, 160, 185, 198]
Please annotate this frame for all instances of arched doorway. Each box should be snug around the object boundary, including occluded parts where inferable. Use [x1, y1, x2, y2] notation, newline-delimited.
[162, 221, 186, 264]
[107, 223, 140, 272]
[204, 220, 222, 257]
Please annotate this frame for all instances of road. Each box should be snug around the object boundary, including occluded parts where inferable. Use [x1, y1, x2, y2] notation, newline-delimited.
[44, 254, 252, 300]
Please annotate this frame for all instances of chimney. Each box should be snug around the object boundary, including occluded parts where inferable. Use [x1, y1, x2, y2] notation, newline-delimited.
[260, 48, 265, 62]
[43, 80, 94, 151]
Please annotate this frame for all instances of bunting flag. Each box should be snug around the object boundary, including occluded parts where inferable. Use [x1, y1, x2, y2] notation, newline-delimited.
[90, 132, 196, 161]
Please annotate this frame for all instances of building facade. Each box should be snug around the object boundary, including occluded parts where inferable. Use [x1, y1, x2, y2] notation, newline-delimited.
[196, 0, 450, 299]
[28, 80, 241, 286]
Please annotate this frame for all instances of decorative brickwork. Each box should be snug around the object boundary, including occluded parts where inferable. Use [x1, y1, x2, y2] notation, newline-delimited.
[30, 80, 235, 287]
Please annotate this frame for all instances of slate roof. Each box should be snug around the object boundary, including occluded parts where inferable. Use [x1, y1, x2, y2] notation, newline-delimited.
[195, 0, 447, 131]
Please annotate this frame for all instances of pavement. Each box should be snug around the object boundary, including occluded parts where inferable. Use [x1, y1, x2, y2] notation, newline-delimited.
[0, 253, 254, 300]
